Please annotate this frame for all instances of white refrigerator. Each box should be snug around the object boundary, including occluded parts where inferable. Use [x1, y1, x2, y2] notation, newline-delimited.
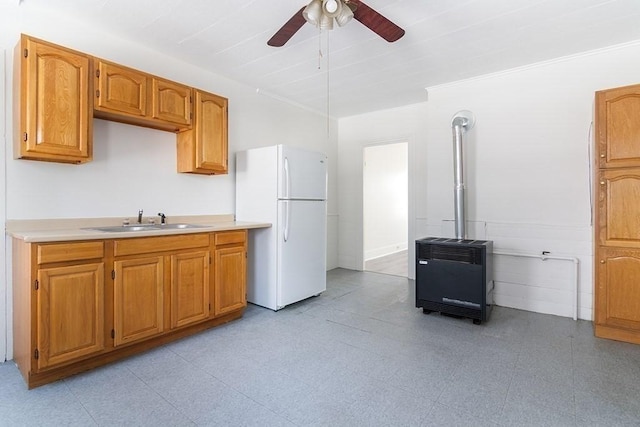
[236, 145, 327, 310]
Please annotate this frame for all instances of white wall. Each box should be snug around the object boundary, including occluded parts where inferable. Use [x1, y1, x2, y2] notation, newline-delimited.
[363, 142, 408, 261]
[338, 40, 640, 321]
[1, 3, 338, 361]
[338, 105, 425, 276]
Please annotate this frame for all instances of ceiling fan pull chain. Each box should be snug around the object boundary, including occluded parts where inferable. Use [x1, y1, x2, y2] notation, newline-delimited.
[318, 25, 323, 70]
[326, 30, 331, 135]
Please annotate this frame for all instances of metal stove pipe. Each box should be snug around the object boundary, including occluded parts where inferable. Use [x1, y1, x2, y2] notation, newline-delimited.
[451, 110, 475, 240]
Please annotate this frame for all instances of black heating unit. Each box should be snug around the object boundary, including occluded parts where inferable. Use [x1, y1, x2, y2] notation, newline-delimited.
[416, 237, 493, 324]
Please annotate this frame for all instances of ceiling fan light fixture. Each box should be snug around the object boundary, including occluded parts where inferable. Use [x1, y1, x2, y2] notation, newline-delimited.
[335, 2, 354, 27]
[319, 12, 334, 29]
[322, 0, 342, 18]
[302, 0, 322, 26]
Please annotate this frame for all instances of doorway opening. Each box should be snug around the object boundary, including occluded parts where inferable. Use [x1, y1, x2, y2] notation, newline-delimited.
[363, 142, 408, 277]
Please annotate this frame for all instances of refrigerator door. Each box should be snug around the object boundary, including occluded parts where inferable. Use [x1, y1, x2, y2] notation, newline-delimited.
[277, 199, 327, 308]
[278, 146, 327, 200]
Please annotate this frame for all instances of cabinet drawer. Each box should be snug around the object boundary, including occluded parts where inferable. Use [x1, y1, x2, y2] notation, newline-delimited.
[114, 233, 210, 257]
[215, 231, 246, 246]
[37, 242, 104, 264]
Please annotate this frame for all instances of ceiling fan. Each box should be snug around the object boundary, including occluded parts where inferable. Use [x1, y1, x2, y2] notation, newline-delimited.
[267, 0, 405, 47]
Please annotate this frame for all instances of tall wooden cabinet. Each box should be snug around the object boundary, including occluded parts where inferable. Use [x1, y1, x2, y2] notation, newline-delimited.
[14, 35, 93, 163]
[594, 83, 640, 344]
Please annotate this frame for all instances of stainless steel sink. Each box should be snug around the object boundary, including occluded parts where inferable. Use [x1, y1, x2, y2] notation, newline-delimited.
[159, 223, 206, 230]
[85, 224, 207, 233]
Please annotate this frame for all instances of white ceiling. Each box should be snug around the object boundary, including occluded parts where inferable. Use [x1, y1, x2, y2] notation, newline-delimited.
[23, 0, 640, 117]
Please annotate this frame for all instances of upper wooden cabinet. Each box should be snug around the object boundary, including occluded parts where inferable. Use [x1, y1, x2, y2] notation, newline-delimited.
[177, 90, 229, 175]
[152, 78, 192, 127]
[14, 35, 92, 163]
[94, 59, 191, 131]
[14, 34, 227, 174]
[94, 60, 148, 117]
[596, 84, 640, 169]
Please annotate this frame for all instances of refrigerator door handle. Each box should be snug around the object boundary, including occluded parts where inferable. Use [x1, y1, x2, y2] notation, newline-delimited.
[284, 157, 290, 199]
[283, 200, 290, 242]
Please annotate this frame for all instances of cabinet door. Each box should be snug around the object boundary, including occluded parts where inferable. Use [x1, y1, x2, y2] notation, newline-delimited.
[37, 263, 105, 370]
[95, 60, 147, 117]
[114, 257, 164, 346]
[214, 246, 246, 316]
[596, 248, 640, 332]
[19, 36, 91, 162]
[177, 90, 228, 175]
[152, 78, 191, 126]
[598, 169, 640, 248]
[171, 251, 210, 328]
[195, 91, 227, 172]
[596, 84, 640, 169]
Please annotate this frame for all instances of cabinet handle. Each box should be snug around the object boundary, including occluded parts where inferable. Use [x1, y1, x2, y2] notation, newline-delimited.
[600, 181, 605, 185]
[600, 260, 605, 264]
[600, 154, 605, 158]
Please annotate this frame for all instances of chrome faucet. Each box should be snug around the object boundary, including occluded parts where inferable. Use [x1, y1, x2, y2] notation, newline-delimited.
[137, 209, 143, 224]
[158, 213, 167, 224]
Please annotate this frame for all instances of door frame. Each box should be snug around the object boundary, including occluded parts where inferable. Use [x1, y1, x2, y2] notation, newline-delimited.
[359, 137, 416, 279]
[1, 49, 7, 361]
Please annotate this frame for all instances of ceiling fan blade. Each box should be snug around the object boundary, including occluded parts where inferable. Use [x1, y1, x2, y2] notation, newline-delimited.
[349, 0, 405, 42]
[267, 7, 307, 47]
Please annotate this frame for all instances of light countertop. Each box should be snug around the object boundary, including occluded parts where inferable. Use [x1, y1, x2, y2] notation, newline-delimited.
[7, 214, 271, 243]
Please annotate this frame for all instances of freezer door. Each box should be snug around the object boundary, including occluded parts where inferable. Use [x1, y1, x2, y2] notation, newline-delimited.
[278, 146, 327, 200]
[277, 200, 327, 308]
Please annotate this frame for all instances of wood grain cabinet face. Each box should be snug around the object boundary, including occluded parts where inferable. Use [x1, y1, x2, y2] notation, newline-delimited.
[36, 263, 105, 370]
[152, 78, 192, 126]
[16, 35, 92, 163]
[596, 84, 640, 169]
[594, 83, 640, 345]
[113, 257, 164, 346]
[214, 232, 246, 316]
[598, 169, 640, 248]
[177, 90, 228, 175]
[94, 60, 147, 117]
[171, 251, 210, 328]
[12, 231, 249, 388]
[596, 248, 640, 331]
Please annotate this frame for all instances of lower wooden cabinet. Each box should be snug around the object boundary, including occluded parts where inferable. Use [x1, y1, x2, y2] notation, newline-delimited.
[171, 251, 210, 328]
[595, 247, 640, 344]
[215, 246, 246, 316]
[12, 230, 248, 388]
[114, 256, 164, 346]
[214, 231, 247, 316]
[36, 262, 105, 369]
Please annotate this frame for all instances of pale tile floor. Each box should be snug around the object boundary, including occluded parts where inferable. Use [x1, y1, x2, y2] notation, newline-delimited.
[1, 268, 640, 426]
[365, 250, 408, 277]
